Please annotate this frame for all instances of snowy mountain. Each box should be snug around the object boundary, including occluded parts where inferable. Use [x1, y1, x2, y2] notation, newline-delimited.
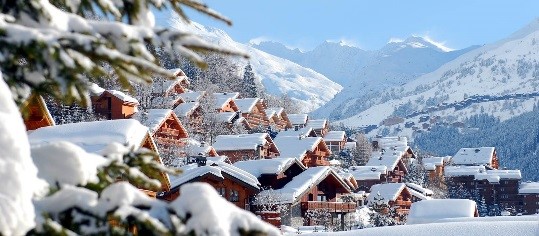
[252, 37, 478, 119]
[170, 20, 342, 112]
[336, 18, 539, 138]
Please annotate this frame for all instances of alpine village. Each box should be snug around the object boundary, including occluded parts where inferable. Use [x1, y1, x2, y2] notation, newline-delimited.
[22, 67, 539, 233]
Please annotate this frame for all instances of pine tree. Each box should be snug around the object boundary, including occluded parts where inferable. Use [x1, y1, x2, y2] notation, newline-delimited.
[242, 63, 259, 98]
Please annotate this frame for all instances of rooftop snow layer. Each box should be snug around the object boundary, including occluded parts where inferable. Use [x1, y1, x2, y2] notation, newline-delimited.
[133, 109, 172, 133]
[366, 151, 402, 170]
[407, 199, 477, 225]
[323, 131, 346, 141]
[265, 107, 284, 119]
[173, 102, 200, 117]
[445, 166, 486, 177]
[474, 169, 521, 182]
[169, 161, 260, 190]
[266, 166, 332, 203]
[422, 156, 446, 170]
[234, 98, 260, 113]
[367, 183, 406, 203]
[452, 147, 495, 166]
[108, 90, 139, 104]
[306, 119, 327, 129]
[273, 136, 322, 160]
[213, 133, 271, 152]
[179, 91, 205, 103]
[348, 165, 387, 180]
[28, 119, 149, 154]
[233, 158, 304, 178]
[277, 127, 314, 138]
[519, 181, 539, 194]
[288, 114, 308, 125]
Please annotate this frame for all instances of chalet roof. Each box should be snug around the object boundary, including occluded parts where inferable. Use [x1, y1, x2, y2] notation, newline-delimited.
[265, 107, 284, 119]
[213, 133, 276, 152]
[213, 92, 240, 109]
[260, 166, 350, 203]
[405, 183, 433, 196]
[233, 158, 306, 178]
[288, 114, 308, 125]
[169, 161, 260, 191]
[132, 109, 174, 134]
[179, 91, 205, 103]
[519, 182, 539, 194]
[452, 147, 495, 166]
[323, 131, 346, 142]
[277, 127, 315, 138]
[348, 165, 387, 180]
[273, 136, 326, 160]
[234, 98, 260, 113]
[408, 188, 432, 201]
[106, 90, 139, 105]
[173, 102, 200, 117]
[474, 169, 521, 183]
[407, 199, 477, 225]
[183, 140, 217, 157]
[151, 69, 189, 94]
[373, 136, 408, 148]
[444, 165, 486, 177]
[306, 119, 327, 130]
[216, 112, 239, 123]
[422, 156, 446, 170]
[28, 119, 150, 154]
[89, 82, 105, 96]
[367, 183, 406, 203]
[366, 151, 402, 171]
[150, 96, 184, 108]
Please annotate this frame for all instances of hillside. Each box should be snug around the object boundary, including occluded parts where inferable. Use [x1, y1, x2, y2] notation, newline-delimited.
[170, 20, 342, 112]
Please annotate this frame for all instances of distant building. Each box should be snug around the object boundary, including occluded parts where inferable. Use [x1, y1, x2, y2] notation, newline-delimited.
[519, 182, 539, 215]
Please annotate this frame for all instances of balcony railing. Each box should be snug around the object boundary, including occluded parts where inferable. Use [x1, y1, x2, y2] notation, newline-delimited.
[394, 200, 412, 208]
[301, 201, 357, 213]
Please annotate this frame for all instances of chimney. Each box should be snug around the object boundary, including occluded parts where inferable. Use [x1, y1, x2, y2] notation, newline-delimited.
[196, 154, 207, 167]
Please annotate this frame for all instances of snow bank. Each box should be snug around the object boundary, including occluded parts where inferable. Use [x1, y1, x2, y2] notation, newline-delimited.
[170, 183, 280, 236]
[407, 199, 477, 224]
[0, 72, 42, 235]
[306, 220, 539, 236]
[31, 141, 107, 186]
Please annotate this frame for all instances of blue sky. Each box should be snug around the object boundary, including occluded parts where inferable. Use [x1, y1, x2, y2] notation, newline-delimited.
[159, 0, 539, 51]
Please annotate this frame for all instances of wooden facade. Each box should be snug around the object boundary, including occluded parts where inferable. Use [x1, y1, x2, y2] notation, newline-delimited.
[21, 93, 55, 131]
[236, 99, 270, 130]
[266, 108, 293, 131]
[92, 90, 138, 120]
[214, 134, 280, 164]
[301, 139, 331, 167]
[149, 111, 189, 149]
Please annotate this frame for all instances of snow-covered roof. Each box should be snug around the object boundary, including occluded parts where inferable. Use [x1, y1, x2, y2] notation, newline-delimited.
[519, 182, 539, 194]
[407, 199, 477, 225]
[28, 119, 150, 154]
[107, 90, 139, 104]
[213, 92, 239, 109]
[216, 112, 238, 123]
[452, 147, 495, 166]
[151, 72, 188, 94]
[474, 169, 521, 183]
[405, 183, 433, 196]
[88, 82, 105, 96]
[348, 166, 387, 180]
[179, 91, 205, 103]
[132, 109, 174, 134]
[169, 161, 260, 190]
[422, 156, 446, 170]
[265, 107, 284, 119]
[288, 114, 308, 125]
[233, 158, 305, 178]
[366, 151, 402, 171]
[444, 165, 486, 177]
[213, 133, 275, 152]
[263, 166, 348, 203]
[150, 96, 183, 108]
[408, 188, 432, 201]
[323, 131, 346, 142]
[273, 136, 324, 160]
[277, 127, 314, 138]
[373, 136, 408, 149]
[367, 183, 406, 203]
[234, 98, 260, 113]
[306, 119, 327, 130]
[173, 102, 200, 117]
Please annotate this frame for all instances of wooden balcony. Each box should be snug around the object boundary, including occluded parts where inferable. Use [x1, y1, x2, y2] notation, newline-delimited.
[160, 127, 180, 137]
[301, 201, 356, 213]
[394, 200, 412, 208]
[155, 137, 186, 147]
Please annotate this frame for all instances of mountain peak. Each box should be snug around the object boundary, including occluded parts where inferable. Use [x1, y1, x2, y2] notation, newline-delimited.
[385, 36, 453, 52]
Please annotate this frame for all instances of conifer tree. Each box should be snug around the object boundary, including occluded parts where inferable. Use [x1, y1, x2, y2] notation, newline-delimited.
[242, 63, 259, 98]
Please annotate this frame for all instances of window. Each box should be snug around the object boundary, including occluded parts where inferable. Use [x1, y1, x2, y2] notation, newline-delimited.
[217, 187, 226, 197]
[230, 190, 239, 202]
[317, 194, 327, 201]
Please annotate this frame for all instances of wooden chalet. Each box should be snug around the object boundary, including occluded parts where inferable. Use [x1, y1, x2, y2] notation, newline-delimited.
[422, 156, 452, 181]
[27, 119, 171, 196]
[451, 147, 499, 169]
[133, 109, 189, 151]
[323, 131, 347, 153]
[256, 167, 355, 228]
[212, 133, 280, 163]
[305, 119, 329, 137]
[277, 127, 317, 138]
[174, 101, 203, 132]
[234, 98, 270, 130]
[160, 160, 261, 210]
[519, 182, 539, 215]
[372, 136, 416, 161]
[405, 183, 433, 202]
[367, 183, 413, 217]
[287, 114, 309, 130]
[91, 89, 139, 120]
[20, 93, 55, 131]
[265, 107, 293, 131]
[213, 92, 240, 113]
[366, 149, 409, 183]
[349, 165, 387, 191]
[273, 136, 332, 167]
[151, 68, 189, 97]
